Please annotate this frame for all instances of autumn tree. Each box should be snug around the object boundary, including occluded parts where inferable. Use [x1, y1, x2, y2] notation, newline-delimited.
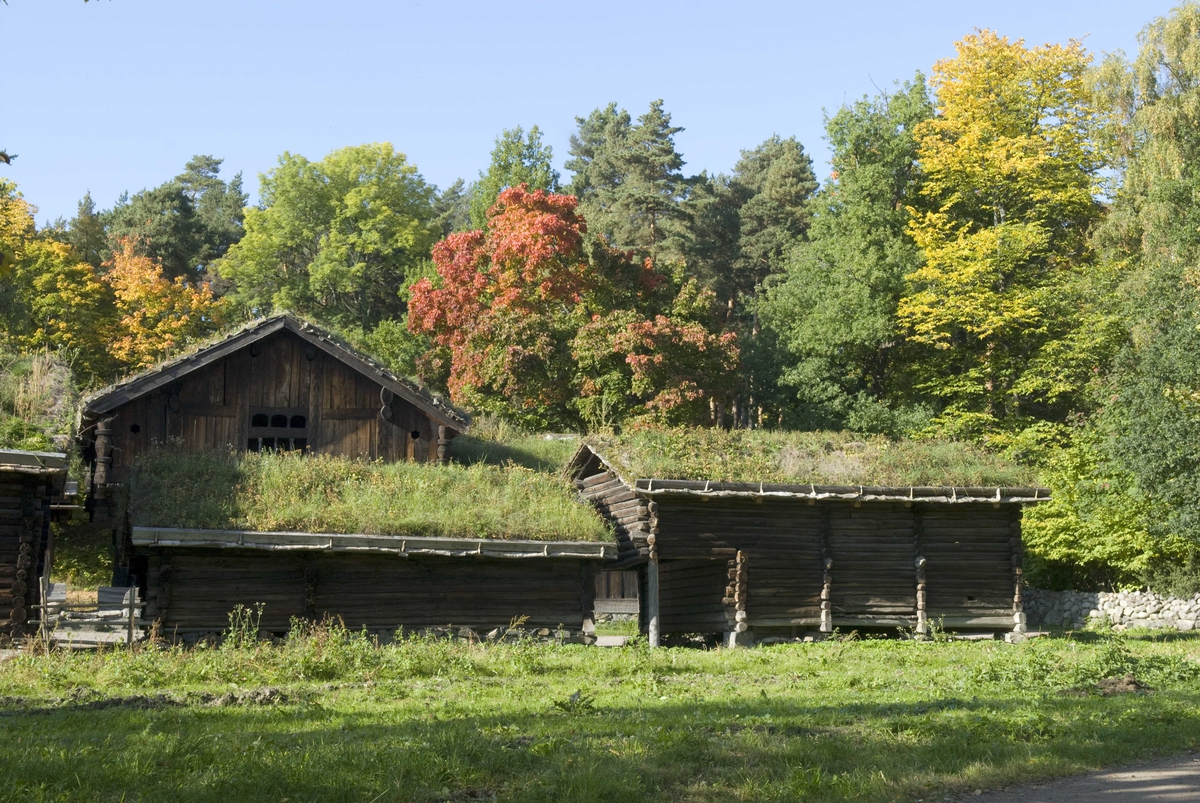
[104, 237, 224, 370]
[0, 180, 113, 378]
[409, 185, 738, 430]
[898, 31, 1108, 439]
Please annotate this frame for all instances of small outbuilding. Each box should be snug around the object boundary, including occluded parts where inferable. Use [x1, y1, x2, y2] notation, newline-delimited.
[0, 449, 68, 641]
[570, 439, 1047, 645]
[78, 313, 470, 511]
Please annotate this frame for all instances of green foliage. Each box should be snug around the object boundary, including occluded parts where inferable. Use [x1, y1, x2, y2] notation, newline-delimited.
[218, 143, 437, 333]
[3, 635, 1200, 802]
[49, 521, 114, 589]
[567, 100, 690, 265]
[1096, 3, 1200, 546]
[588, 427, 1034, 486]
[0, 351, 76, 450]
[128, 449, 610, 542]
[761, 77, 932, 433]
[1022, 427, 1173, 589]
[104, 155, 247, 280]
[469, 126, 560, 229]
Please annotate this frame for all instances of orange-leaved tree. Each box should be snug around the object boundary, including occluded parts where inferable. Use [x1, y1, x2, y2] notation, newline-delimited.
[104, 237, 225, 370]
[408, 184, 738, 429]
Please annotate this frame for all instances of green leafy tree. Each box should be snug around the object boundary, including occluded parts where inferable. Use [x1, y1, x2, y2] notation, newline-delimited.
[1091, 4, 1200, 545]
[218, 143, 437, 333]
[46, 191, 107, 269]
[430, 179, 473, 239]
[760, 78, 933, 432]
[469, 126, 559, 229]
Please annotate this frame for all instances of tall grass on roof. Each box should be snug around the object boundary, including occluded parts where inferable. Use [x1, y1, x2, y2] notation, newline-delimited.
[129, 449, 611, 542]
[589, 427, 1036, 487]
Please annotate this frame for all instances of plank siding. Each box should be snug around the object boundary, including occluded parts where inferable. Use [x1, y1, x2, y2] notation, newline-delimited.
[145, 549, 594, 634]
[98, 329, 451, 482]
[570, 450, 1030, 636]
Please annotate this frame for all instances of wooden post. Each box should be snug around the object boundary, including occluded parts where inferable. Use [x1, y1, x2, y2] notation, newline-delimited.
[819, 505, 833, 633]
[647, 557, 660, 647]
[1011, 509, 1026, 635]
[647, 501, 661, 647]
[93, 417, 113, 503]
[126, 583, 136, 647]
[914, 506, 927, 637]
[437, 425, 452, 465]
[580, 562, 596, 636]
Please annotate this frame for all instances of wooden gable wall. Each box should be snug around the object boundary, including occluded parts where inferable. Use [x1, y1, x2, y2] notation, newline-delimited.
[103, 330, 440, 480]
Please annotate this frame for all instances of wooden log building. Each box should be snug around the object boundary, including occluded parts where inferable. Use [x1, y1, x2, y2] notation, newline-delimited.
[570, 445, 1047, 645]
[76, 315, 614, 639]
[78, 313, 471, 505]
[0, 449, 68, 642]
[132, 528, 612, 639]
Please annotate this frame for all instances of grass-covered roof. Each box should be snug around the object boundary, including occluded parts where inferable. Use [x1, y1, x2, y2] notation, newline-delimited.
[584, 428, 1036, 488]
[128, 445, 609, 542]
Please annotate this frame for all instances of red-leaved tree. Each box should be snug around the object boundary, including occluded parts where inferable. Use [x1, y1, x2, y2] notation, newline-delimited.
[409, 185, 738, 429]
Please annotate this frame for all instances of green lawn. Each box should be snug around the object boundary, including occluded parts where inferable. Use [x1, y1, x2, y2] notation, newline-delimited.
[3, 630, 1199, 802]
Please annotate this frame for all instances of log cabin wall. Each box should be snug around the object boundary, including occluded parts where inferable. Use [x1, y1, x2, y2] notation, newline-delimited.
[568, 447, 1038, 638]
[142, 548, 597, 636]
[0, 457, 67, 642]
[97, 329, 443, 484]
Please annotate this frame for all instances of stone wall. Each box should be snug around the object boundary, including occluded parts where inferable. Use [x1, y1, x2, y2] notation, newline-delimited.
[1023, 588, 1200, 631]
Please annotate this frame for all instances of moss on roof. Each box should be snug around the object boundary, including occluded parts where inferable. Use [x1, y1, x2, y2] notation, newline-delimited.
[585, 428, 1036, 488]
[129, 449, 610, 542]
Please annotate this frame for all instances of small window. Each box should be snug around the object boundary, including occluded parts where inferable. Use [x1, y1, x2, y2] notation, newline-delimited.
[251, 413, 269, 427]
[290, 415, 307, 428]
[130, 424, 141, 434]
[271, 414, 288, 428]
[411, 430, 421, 440]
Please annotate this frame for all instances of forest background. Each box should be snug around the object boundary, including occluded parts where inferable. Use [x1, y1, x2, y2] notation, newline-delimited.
[6, 3, 1200, 593]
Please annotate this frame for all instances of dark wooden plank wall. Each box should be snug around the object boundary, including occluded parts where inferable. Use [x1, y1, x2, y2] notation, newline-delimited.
[659, 559, 727, 634]
[635, 496, 1016, 633]
[652, 498, 824, 629]
[104, 331, 439, 481]
[594, 570, 639, 600]
[828, 502, 917, 626]
[922, 506, 1019, 626]
[144, 549, 594, 634]
[0, 472, 54, 640]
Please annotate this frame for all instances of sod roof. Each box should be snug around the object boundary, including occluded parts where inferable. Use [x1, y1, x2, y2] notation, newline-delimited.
[127, 447, 611, 543]
[581, 428, 1039, 490]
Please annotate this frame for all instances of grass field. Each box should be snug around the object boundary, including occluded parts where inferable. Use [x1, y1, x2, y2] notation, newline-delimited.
[3, 628, 1199, 802]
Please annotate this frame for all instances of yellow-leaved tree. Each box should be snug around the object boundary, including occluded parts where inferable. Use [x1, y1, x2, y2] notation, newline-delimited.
[0, 180, 114, 377]
[104, 238, 225, 370]
[898, 31, 1114, 441]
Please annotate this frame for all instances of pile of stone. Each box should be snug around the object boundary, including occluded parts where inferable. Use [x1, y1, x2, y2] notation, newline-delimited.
[1024, 588, 1200, 631]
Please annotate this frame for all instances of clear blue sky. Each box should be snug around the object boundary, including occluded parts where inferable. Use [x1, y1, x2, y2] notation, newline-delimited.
[2, 0, 1181, 223]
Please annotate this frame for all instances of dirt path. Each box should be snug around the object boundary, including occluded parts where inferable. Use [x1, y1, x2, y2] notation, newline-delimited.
[966, 753, 1200, 802]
